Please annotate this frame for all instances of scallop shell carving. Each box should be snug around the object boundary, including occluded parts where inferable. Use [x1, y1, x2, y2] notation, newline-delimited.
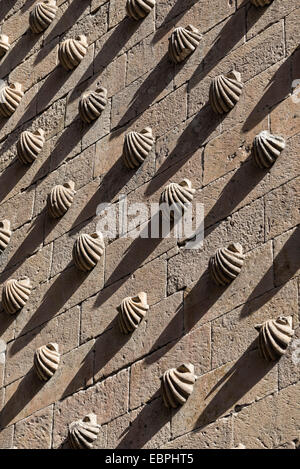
[69, 413, 100, 449]
[161, 363, 197, 408]
[58, 35, 88, 70]
[47, 181, 76, 218]
[251, 0, 273, 7]
[252, 130, 285, 169]
[34, 343, 60, 381]
[0, 220, 11, 253]
[210, 243, 245, 286]
[123, 127, 154, 169]
[168, 25, 201, 63]
[29, 0, 58, 33]
[255, 316, 294, 361]
[118, 292, 149, 334]
[126, 0, 155, 21]
[209, 70, 243, 114]
[160, 179, 195, 220]
[73, 233, 105, 272]
[79, 86, 107, 123]
[2, 277, 32, 315]
[0, 34, 10, 57]
[0, 83, 24, 118]
[17, 128, 45, 164]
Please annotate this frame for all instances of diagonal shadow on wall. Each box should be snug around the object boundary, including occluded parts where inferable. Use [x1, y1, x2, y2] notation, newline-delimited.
[0, 367, 43, 429]
[8, 261, 91, 355]
[239, 225, 300, 318]
[242, 51, 296, 133]
[192, 344, 277, 431]
[188, 0, 266, 91]
[151, 0, 199, 45]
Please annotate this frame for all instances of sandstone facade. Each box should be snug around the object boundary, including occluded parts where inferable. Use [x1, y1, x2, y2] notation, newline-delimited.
[0, 0, 299, 449]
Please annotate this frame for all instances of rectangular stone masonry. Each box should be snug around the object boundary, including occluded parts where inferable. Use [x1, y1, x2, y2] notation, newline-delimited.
[92, 292, 183, 381]
[211, 280, 298, 369]
[183, 241, 274, 333]
[233, 383, 300, 449]
[1, 339, 94, 427]
[129, 323, 211, 410]
[81, 257, 167, 343]
[4, 305, 80, 386]
[52, 368, 129, 448]
[14, 406, 53, 449]
[106, 397, 171, 449]
[171, 350, 278, 439]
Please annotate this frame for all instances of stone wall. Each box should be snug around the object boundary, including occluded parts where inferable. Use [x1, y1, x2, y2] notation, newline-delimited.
[0, 0, 299, 449]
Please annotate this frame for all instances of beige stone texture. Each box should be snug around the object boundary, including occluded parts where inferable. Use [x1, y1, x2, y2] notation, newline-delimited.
[130, 324, 211, 409]
[233, 383, 300, 449]
[14, 406, 53, 449]
[52, 368, 129, 447]
[5, 306, 80, 386]
[0, 0, 299, 450]
[1, 340, 94, 427]
[171, 349, 278, 438]
[107, 398, 171, 449]
[163, 417, 233, 449]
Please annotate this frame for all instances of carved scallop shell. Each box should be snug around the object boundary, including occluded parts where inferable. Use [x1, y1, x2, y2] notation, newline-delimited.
[123, 127, 154, 169]
[0, 83, 24, 118]
[34, 343, 60, 381]
[0, 220, 11, 253]
[251, 0, 273, 7]
[118, 292, 149, 334]
[209, 70, 243, 114]
[73, 233, 105, 272]
[252, 130, 285, 169]
[79, 86, 107, 123]
[47, 181, 76, 218]
[160, 179, 195, 220]
[210, 243, 245, 286]
[69, 413, 100, 449]
[161, 363, 197, 408]
[17, 128, 45, 164]
[2, 277, 32, 315]
[29, 0, 58, 33]
[168, 25, 201, 63]
[0, 34, 10, 57]
[126, 0, 155, 21]
[255, 316, 294, 361]
[58, 35, 88, 70]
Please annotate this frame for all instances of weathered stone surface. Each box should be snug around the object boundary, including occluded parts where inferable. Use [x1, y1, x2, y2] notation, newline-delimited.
[0, 191, 34, 232]
[5, 306, 80, 386]
[0, 243, 51, 287]
[168, 200, 267, 296]
[129, 324, 211, 409]
[163, 417, 232, 449]
[0, 426, 13, 449]
[265, 177, 299, 240]
[52, 368, 129, 447]
[279, 325, 300, 390]
[14, 406, 53, 449]
[0, 214, 44, 279]
[93, 292, 183, 381]
[0, 0, 298, 450]
[1, 340, 94, 427]
[233, 383, 300, 449]
[171, 350, 278, 438]
[81, 257, 167, 343]
[211, 280, 298, 368]
[183, 241, 274, 333]
[274, 226, 300, 287]
[14, 257, 104, 337]
[107, 398, 171, 449]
